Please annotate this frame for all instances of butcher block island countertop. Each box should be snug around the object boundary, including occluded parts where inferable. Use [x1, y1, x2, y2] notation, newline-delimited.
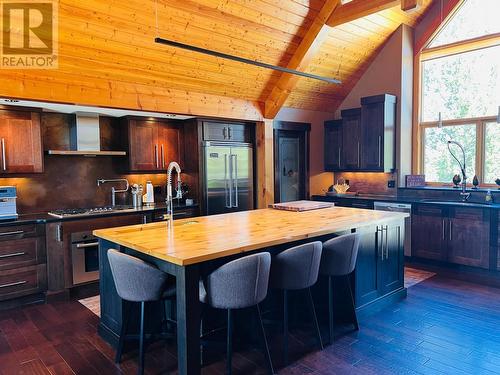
[93, 207, 408, 266]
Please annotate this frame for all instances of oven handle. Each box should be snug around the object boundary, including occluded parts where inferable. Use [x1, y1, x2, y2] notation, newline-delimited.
[75, 242, 99, 249]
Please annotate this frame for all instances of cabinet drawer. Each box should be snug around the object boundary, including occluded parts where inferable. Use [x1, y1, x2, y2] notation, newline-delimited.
[0, 224, 40, 240]
[0, 264, 47, 300]
[413, 204, 445, 216]
[0, 236, 45, 270]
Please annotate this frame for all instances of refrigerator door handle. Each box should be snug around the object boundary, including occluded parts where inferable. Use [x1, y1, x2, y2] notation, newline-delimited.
[224, 154, 231, 208]
[232, 154, 238, 207]
[228, 153, 233, 208]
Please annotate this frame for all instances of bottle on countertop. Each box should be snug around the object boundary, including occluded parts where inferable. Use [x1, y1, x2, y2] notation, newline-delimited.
[143, 181, 155, 205]
[485, 190, 493, 204]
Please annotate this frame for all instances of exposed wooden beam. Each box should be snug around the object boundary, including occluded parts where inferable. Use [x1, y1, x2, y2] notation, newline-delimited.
[326, 0, 400, 27]
[263, 0, 341, 119]
[401, 0, 422, 11]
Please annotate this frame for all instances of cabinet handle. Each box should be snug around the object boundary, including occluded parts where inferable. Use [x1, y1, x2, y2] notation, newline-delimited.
[75, 242, 99, 249]
[1, 138, 6, 171]
[377, 226, 384, 260]
[384, 225, 389, 259]
[56, 224, 62, 242]
[154, 145, 159, 168]
[0, 251, 26, 259]
[161, 144, 165, 169]
[0, 280, 27, 289]
[449, 220, 452, 241]
[223, 127, 227, 139]
[228, 127, 232, 139]
[0, 230, 23, 237]
[378, 136, 382, 168]
[142, 215, 147, 224]
[338, 148, 341, 168]
[442, 219, 446, 240]
[357, 142, 360, 168]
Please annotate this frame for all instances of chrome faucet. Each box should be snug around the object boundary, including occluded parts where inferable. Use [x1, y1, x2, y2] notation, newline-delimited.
[165, 162, 182, 227]
[447, 141, 471, 201]
[97, 178, 129, 206]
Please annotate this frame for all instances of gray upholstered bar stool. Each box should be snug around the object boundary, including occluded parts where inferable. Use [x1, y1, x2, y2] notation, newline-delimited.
[320, 233, 361, 344]
[199, 252, 274, 375]
[269, 241, 324, 366]
[107, 249, 176, 375]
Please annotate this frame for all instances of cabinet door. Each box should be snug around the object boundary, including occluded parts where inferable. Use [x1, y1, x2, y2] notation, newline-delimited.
[448, 208, 490, 269]
[159, 123, 183, 169]
[226, 124, 248, 142]
[355, 225, 381, 307]
[361, 102, 384, 171]
[128, 120, 159, 171]
[341, 113, 361, 170]
[0, 111, 43, 173]
[324, 120, 342, 171]
[379, 222, 404, 295]
[412, 204, 447, 260]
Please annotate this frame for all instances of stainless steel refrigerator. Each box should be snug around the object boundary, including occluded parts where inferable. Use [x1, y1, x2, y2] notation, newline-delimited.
[203, 142, 254, 215]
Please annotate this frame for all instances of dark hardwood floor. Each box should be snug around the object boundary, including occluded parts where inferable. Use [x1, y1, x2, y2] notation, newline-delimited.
[1, 273, 500, 374]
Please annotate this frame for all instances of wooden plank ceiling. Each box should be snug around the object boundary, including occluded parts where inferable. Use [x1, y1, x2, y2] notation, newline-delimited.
[0, 0, 433, 119]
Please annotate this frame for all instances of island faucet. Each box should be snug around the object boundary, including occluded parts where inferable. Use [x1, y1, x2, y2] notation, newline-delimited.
[165, 162, 182, 227]
[447, 140, 471, 201]
[97, 178, 129, 206]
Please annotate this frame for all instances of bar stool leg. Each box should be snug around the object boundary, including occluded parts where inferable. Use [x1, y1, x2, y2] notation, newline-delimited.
[346, 275, 359, 331]
[307, 287, 323, 350]
[283, 289, 289, 366]
[116, 300, 132, 363]
[328, 276, 334, 345]
[255, 304, 275, 375]
[226, 309, 233, 375]
[138, 301, 146, 375]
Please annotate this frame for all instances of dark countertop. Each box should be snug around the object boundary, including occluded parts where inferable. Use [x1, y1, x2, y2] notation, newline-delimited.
[0, 202, 199, 227]
[312, 194, 500, 210]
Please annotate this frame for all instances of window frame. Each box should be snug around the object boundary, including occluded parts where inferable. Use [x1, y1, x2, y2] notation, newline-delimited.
[420, 116, 496, 185]
[414, 0, 500, 187]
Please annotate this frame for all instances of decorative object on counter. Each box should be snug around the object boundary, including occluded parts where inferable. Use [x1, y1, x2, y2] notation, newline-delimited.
[496, 178, 500, 189]
[485, 190, 493, 204]
[143, 181, 155, 205]
[452, 174, 462, 188]
[131, 183, 143, 208]
[333, 178, 350, 194]
[405, 175, 426, 188]
[0, 186, 18, 220]
[472, 175, 479, 189]
[271, 200, 334, 212]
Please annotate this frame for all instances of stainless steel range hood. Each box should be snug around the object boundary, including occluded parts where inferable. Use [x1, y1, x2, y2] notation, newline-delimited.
[48, 113, 126, 156]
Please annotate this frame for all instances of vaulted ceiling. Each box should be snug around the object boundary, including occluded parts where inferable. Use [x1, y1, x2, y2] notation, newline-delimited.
[1, 0, 435, 119]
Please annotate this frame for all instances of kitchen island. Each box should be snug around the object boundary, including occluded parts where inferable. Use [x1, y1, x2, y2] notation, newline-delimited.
[94, 207, 409, 375]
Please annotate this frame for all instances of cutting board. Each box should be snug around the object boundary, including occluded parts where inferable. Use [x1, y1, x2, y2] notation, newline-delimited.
[271, 200, 335, 212]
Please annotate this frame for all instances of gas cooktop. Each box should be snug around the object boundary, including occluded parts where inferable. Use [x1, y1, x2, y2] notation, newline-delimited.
[48, 206, 135, 218]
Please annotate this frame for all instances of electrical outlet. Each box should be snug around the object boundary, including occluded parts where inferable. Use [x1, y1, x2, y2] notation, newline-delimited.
[387, 180, 396, 188]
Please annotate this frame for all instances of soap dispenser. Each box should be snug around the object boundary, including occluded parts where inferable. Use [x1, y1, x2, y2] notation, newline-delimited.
[485, 190, 493, 204]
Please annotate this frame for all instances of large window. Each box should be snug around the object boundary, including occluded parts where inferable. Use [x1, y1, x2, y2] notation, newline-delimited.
[419, 0, 500, 185]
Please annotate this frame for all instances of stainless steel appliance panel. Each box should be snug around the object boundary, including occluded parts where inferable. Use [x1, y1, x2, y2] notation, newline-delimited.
[204, 142, 254, 215]
[71, 231, 100, 285]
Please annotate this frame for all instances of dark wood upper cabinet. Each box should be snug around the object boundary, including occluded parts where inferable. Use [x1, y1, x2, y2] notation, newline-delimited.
[323, 94, 396, 172]
[448, 207, 490, 269]
[202, 121, 251, 143]
[340, 108, 362, 170]
[360, 94, 396, 172]
[124, 118, 183, 172]
[324, 119, 342, 171]
[0, 110, 43, 174]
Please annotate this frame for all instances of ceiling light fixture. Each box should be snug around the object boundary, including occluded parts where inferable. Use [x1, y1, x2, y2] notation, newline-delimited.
[153, 1, 341, 85]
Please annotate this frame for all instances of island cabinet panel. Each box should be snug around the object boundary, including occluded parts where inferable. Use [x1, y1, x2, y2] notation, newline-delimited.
[448, 207, 490, 269]
[340, 108, 361, 170]
[355, 220, 404, 308]
[125, 118, 184, 171]
[412, 204, 447, 261]
[324, 120, 342, 171]
[0, 110, 43, 174]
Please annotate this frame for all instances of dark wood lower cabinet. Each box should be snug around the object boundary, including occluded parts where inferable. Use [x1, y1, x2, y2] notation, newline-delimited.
[355, 220, 404, 308]
[412, 205, 447, 261]
[448, 208, 490, 269]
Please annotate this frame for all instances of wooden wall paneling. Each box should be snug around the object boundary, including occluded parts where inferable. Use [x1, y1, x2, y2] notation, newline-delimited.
[256, 119, 274, 208]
